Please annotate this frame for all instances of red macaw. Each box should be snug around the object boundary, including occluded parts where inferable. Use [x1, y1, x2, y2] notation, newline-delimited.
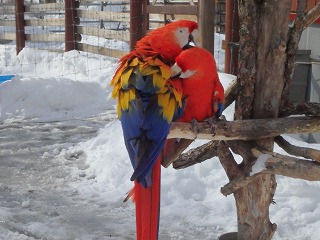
[110, 20, 198, 240]
[163, 46, 225, 167]
[172, 46, 224, 122]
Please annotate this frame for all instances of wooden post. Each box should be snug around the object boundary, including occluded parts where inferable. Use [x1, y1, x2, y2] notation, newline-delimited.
[224, 0, 239, 75]
[198, 0, 215, 54]
[130, 0, 145, 50]
[15, 0, 25, 55]
[65, 0, 76, 52]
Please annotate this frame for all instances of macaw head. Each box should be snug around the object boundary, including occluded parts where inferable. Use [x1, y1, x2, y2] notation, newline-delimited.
[171, 46, 218, 80]
[136, 20, 198, 62]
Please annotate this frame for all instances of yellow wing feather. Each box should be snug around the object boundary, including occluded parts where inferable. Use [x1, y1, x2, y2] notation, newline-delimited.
[111, 54, 183, 121]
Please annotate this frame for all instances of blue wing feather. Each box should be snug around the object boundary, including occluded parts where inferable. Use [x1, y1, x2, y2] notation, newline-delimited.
[113, 55, 183, 188]
[120, 92, 171, 188]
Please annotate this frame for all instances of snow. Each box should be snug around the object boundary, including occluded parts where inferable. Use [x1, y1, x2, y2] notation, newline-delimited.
[1, 36, 320, 240]
[251, 154, 272, 176]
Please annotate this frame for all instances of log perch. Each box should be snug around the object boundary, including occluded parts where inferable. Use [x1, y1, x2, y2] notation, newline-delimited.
[279, 102, 320, 117]
[168, 116, 320, 140]
[275, 136, 320, 162]
[221, 150, 320, 196]
[172, 140, 220, 169]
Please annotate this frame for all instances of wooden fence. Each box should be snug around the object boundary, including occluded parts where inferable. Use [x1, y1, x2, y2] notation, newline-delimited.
[0, 0, 132, 58]
[0, 0, 207, 59]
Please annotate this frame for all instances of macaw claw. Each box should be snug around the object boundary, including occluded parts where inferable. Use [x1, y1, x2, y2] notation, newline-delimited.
[191, 118, 200, 135]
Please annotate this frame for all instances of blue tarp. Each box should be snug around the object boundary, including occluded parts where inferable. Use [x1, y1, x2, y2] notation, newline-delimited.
[0, 75, 15, 84]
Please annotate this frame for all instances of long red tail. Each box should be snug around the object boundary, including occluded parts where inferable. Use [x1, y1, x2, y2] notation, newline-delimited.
[134, 157, 161, 240]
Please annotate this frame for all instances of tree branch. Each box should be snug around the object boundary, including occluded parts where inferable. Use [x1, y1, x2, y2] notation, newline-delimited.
[224, 79, 237, 109]
[282, 0, 307, 104]
[221, 149, 320, 196]
[302, 2, 320, 30]
[275, 136, 320, 162]
[279, 101, 320, 117]
[168, 116, 320, 140]
[172, 140, 220, 169]
[218, 141, 242, 180]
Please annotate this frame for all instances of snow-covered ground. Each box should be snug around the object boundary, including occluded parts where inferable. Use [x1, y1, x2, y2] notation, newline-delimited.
[1, 40, 320, 240]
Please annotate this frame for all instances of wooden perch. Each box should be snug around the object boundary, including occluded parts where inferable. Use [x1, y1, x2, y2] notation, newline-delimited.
[221, 149, 320, 196]
[224, 79, 237, 109]
[172, 140, 220, 169]
[302, 2, 320, 30]
[162, 139, 194, 168]
[275, 136, 320, 162]
[168, 116, 320, 140]
[279, 102, 320, 117]
[218, 141, 242, 180]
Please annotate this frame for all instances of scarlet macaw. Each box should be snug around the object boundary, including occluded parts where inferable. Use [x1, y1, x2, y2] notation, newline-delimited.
[163, 46, 224, 167]
[110, 20, 198, 240]
[172, 46, 224, 122]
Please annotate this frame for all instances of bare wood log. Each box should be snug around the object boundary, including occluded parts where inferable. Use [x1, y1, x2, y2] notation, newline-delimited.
[302, 2, 320, 30]
[168, 116, 320, 140]
[162, 139, 194, 168]
[282, 0, 307, 105]
[279, 101, 320, 117]
[226, 140, 256, 167]
[224, 79, 237, 109]
[235, 1, 257, 120]
[172, 140, 219, 169]
[218, 141, 242, 180]
[275, 136, 320, 162]
[221, 150, 320, 196]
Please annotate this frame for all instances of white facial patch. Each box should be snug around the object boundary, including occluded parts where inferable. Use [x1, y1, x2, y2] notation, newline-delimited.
[175, 27, 190, 48]
[180, 70, 196, 79]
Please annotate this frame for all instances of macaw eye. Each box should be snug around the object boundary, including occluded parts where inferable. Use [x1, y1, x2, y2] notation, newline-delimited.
[175, 27, 190, 48]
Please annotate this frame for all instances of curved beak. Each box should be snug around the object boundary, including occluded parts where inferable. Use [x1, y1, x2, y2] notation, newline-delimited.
[171, 63, 182, 78]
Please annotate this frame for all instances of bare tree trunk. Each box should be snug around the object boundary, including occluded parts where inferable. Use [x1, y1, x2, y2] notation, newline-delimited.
[234, 1, 292, 239]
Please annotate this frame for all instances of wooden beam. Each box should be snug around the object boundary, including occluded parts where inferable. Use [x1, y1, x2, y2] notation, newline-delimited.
[25, 34, 65, 42]
[77, 10, 130, 22]
[76, 42, 127, 59]
[15, 0, 25, 55]
[25, 18, 65, 27]
[130, 0, 144, 50]
[198, 0, 215, 54]
[0, 20, 15, 26]
[80, 0, 129, 3]
[24, 3, 65, 12]
[0, 33, 16, 41]
[75, 26, 130, 42]
[0, 5, 15, 14]
[146, 5, 198, 15]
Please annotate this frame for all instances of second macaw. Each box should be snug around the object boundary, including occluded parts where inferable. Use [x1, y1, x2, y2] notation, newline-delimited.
[110, 20, 198, 240]
[163, 46, 225, 167]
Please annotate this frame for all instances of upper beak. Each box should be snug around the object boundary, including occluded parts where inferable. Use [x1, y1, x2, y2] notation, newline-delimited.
[188, 33, 195, 45]
[171, 63, 182, 78]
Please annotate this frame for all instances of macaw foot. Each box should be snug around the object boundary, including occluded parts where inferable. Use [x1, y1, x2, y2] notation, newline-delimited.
[191, 119, 200, 135]
[204, 115, 219, 131]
